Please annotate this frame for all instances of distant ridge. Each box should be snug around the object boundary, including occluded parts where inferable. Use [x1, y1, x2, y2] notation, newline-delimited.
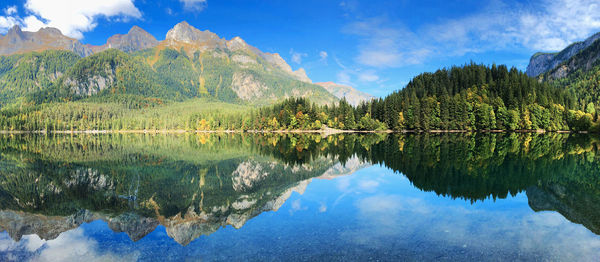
[0, 21, 374, 106]
[315, 82, 374, 106]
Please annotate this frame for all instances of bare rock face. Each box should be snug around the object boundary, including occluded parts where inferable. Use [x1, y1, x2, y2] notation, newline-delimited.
[292, 68, 312, 83]
[231, 160, 269, 191]
[231, 72, 267, 101]
[165, 21, 226, 51]
[64, 73, 115, 96]
[107, 213, 159, 241]
[261, 52, 293, 73]
[226, 36, 250, 51]
[0, 210, 94, 241]
[319, 155, 372, 180]
[526, 32, 600, 77]
[0, 25, 92, 57]
[101, 26, 159, 53]
[316, 82, 374, 106]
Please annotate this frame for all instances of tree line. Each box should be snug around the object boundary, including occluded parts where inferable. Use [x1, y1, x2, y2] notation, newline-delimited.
[1, 63, 599, 132]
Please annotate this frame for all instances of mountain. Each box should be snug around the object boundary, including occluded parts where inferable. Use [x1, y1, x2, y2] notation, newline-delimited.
[93, 26, 159, 53]
[0, 21, 338, 106]
[542, 37, 600, 80]
[316, 82, 374, 106]
[525, 31, 600, 111]
[0, 50, 80, 103]
[526, 32, 600, 77]
[0, 25, 92, 57]
[0, 133, 373, 245]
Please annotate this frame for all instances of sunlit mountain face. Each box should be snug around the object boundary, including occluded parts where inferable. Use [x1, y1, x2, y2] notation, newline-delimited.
[0, 133, 600, 260]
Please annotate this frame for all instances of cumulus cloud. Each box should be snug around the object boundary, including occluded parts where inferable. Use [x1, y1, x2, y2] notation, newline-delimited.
[290, 49, 307, 64]
[4, 6, 16, 15]
[0, 228, 140, 261]
[0, 16, 18, 32]
[345, 0, 600, 67]
[0, 0, 142, 39]
[180, 0, 207, 11]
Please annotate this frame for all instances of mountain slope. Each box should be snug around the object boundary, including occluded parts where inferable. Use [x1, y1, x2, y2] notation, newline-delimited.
[526, 32, 600, 77]
[92, 26, 159, 53]
[543, 38, 600, 80]
[315, 82, 373, 106]
[0, 50, 81, 103]
[0, 26, 92, 57]
[0, 22, 338, 106]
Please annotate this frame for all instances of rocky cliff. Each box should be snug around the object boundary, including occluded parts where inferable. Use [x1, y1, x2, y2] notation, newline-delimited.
[96, 26, 159, 53]
[0, 22, 338, 106]
[526, 32, 600, 77]
[0, 25, 92, 57]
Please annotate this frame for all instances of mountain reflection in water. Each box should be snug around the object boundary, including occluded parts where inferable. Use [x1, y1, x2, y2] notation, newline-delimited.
[0, 133, 599, 259]
[0, 133, 373, 245]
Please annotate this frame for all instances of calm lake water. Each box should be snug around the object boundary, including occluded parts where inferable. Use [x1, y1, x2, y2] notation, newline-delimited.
[0, 133, 599, 261]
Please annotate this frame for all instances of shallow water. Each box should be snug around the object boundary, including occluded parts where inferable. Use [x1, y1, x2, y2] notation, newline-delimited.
[0, 133, 599, 261]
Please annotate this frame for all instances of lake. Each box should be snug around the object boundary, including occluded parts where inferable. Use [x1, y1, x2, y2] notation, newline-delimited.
[0, 133, 599, 261]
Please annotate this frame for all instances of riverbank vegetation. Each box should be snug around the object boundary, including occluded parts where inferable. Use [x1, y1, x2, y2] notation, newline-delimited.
[1, 63, 599, 132]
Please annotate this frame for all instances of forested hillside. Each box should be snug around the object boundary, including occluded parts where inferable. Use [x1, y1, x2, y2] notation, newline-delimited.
[366, 64, 594, 131]
[0, 22, 339, 109]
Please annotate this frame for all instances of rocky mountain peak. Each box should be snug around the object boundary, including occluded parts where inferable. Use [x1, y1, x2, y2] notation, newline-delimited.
[165, 21, 224, 46]
[38, 27, 63, 36]
[104, 25, 158, 53]
[128, 25, 145, 34]
[226, 36, 249, 51]
[292, 68, 312, 83]
[5, 25, 24, 40]
[0, 25, 92, 57]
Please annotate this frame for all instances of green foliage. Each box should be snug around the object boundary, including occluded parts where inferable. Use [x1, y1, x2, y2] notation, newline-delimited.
[0, 50, 80, 105]
[369, 63, 580, 131]
[0, 47, 337, 108]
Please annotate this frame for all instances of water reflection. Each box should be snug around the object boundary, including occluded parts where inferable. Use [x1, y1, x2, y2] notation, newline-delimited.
[0, 133, 599, 260]
[0, 133, 374, 245]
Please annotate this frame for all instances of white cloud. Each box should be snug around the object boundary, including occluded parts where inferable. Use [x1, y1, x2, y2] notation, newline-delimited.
[336, 70, 353, 86]
[344, 193, 600, 260]
[335, 63, 380, 86]
[0, 16, 18, 32]
[180, 0, 207, 11]
[4, 6, 16, 15]
[290, 49, 307, 64]
[0, 0, 142, 39]
[344, 18, 432, 67]
[344, 0, 600, 68]
[0, 228, 140, 261]
[319, 51, 328, 61]
[357, 70, 379, 82]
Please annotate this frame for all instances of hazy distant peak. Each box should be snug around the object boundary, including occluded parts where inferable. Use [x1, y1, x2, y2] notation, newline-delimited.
[316, 82, 374, 106]
[0, 25, 92, 57]
[104, 25, 158, 53]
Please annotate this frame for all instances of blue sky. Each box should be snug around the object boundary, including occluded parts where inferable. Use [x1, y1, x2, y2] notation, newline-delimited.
[1, 0, 600, 97]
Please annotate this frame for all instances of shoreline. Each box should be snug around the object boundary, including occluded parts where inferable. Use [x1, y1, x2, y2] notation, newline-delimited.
[0, 129, 592, 134]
